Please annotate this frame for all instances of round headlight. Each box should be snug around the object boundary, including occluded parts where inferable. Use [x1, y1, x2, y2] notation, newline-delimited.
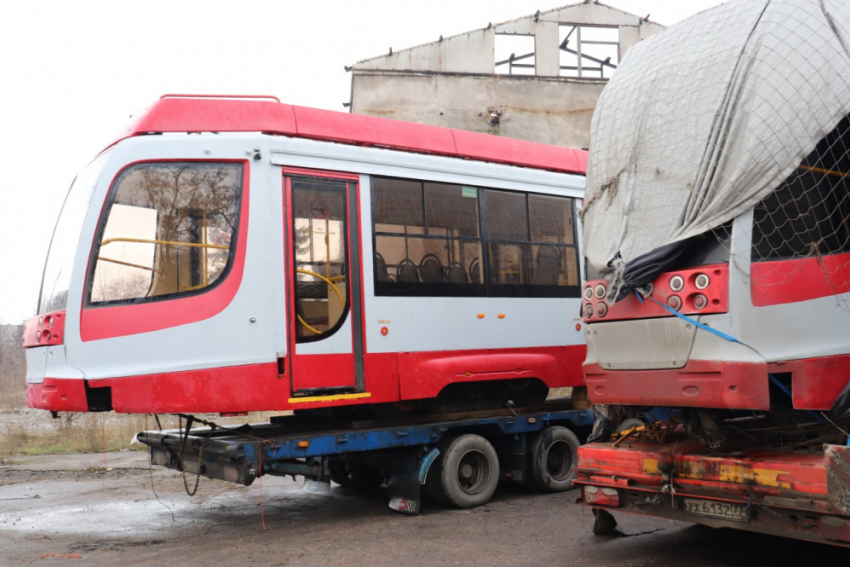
[694, 273, 710, 290]
[584, 286, 594, 300]
[667, 295, 682, 310]
[693, 294, 708, 310]
[595, 303, 608, 317]
[669, 275, 684, 292]
[584, 303, 594, 318]
[595, 284, 607, 299]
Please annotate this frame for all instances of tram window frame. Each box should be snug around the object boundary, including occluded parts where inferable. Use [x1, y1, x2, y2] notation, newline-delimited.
[371, 176, 580, 298]
[85, 161, 244, 308]
[289, 176, 353, 344]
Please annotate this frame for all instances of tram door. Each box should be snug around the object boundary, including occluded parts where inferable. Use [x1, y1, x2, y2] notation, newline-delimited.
[284, 173, 364, 395]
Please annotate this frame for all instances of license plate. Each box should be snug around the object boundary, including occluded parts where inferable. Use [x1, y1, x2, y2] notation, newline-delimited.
[683, 498, 749, 523]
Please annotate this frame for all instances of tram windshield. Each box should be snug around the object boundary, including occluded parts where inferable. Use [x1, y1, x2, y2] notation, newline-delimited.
[38, 151, 111, 314]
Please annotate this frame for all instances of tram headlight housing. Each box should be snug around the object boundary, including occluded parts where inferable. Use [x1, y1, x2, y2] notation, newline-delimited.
[594, 284, 606, 299]
[669, 275, 684, 292]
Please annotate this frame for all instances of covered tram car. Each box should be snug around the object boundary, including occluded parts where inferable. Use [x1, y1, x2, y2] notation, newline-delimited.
[25, 95, 588, 416]
[580, 0, 850, 439]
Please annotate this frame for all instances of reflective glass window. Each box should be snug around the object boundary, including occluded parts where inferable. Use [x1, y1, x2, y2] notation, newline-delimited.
[88, 162, 243, 305]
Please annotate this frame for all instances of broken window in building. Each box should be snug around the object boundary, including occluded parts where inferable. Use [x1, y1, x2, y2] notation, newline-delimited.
[559, 25, 619, 79]
[495, 34, 536, 75]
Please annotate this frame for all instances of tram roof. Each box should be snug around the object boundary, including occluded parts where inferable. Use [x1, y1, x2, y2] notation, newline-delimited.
[114, 95, 587, 175]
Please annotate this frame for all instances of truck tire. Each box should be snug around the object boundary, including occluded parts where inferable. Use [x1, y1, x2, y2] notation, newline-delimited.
[529, 426, 580, 492]
[432, 434, 499, 509]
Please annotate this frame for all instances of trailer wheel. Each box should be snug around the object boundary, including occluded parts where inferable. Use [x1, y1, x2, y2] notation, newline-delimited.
[529, 426, 580, 492]
[432, 434, 499, 509]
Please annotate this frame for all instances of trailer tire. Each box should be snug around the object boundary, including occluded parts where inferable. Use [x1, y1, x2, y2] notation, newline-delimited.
[529, 426, 579, 492]
[432, 434, 499, 509]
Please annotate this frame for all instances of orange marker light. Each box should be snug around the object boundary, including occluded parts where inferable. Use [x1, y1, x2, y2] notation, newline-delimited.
[498, 314, 505, 319]
[477, 313, 485, 319]
[297, 440, 310, 448]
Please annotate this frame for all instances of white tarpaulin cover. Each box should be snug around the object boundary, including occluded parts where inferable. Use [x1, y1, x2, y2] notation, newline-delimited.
[582, 0, 850, 293]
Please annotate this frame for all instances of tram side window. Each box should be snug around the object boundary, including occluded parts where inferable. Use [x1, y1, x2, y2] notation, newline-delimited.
[752, 115, 850, 262]
[371, 176, 579, 297]
[487, 191, 580, 297]
[752, 167, 850, 262]
[88, 162, 243, 305]
[373, 178, 484, 296]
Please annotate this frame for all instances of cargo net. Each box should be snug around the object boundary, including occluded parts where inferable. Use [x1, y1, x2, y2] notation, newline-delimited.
[580, 0, 850, 303]
[750, 115, 850, 306]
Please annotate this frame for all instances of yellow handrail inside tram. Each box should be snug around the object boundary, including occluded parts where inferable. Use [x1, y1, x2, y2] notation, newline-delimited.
[296, 268, 345, 305]
[295, 268, 346, 335]
[798, 165, 850, 179]
[96, 257, 154, 271]
[101, 237, 229, 250]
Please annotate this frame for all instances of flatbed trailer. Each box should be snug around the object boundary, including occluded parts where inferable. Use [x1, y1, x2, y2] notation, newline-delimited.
[574, 439, 850, 547]
[137, 403, 593, 514]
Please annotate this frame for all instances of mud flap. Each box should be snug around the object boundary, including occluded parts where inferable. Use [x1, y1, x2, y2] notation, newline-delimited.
[387, 479, 421, 515]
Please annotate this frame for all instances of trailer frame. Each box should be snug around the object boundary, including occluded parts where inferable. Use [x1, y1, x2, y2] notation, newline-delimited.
[137, 403, 594, 515]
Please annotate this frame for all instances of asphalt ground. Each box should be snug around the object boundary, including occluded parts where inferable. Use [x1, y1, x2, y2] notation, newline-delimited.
[1, 451, 848, 566]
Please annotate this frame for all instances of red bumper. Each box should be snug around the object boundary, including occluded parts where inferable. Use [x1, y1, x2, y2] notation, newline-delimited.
[27, 378, 89, 412]
[583, 360, 770, 410]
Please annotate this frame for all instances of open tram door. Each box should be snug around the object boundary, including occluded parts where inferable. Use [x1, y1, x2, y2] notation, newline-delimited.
[283, 172, 366, 399]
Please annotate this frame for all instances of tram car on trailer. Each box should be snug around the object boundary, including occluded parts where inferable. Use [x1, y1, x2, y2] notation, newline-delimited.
[25, 95, 588, 417]
[579, 0, 850, 437]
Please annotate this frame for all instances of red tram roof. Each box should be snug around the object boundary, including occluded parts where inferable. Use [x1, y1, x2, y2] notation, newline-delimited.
[115, 95, 587, 175]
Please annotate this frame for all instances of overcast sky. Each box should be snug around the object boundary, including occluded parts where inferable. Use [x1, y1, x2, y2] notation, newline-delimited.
[0, 0, 725, 324]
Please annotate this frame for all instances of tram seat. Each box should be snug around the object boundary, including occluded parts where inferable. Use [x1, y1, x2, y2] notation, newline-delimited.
[397, 259, 419, 283]
[375, 252, 389, 282]
[445, 262, 468, 284]
[469, 257, 481, 284]
[533, 246, 561, 286]
[420, 254, 445, 283]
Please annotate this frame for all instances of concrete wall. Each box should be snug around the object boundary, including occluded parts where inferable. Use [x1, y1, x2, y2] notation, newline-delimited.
[351, 71, 605, 149]
[351, 2, 665, 149]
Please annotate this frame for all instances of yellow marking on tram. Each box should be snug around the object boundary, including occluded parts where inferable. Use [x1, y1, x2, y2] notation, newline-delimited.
[288, 392, 372, 404]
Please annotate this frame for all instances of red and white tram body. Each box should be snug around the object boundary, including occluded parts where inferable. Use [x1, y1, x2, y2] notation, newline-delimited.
[25, 95, 588, 415]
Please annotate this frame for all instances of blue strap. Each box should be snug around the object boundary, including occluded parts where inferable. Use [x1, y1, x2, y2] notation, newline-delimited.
[632, 293, 846, 439]
[635, 291, 740, 344]
[768, 373, 831, 426]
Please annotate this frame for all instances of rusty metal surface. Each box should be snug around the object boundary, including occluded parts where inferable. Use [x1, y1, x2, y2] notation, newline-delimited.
[826, 444, 850, 515]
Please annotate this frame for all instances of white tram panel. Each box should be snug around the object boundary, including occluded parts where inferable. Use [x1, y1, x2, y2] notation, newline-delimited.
[63, 134, 280, 381]
[358, 176, 585, 354]
[268, 136, 586, 356]
[724, 211, 850, 363]
[57, 132, 585, 382]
